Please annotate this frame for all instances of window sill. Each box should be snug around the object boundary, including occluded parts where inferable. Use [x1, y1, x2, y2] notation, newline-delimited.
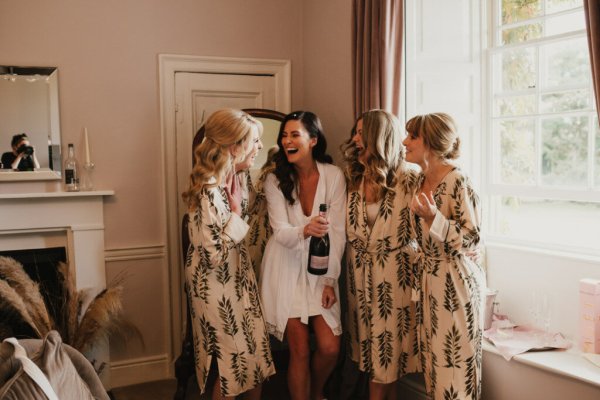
[484, 239, 600, 264]
[483, 340, 600, 388]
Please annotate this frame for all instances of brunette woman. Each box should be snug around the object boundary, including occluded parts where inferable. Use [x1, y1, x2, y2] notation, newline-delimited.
[260, 111, 346, 400]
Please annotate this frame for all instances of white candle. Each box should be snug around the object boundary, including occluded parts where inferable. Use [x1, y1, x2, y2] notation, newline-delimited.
[84, 127, 91, 164]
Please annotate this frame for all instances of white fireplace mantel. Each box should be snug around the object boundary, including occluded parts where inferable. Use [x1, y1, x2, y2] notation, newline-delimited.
[0, 189, 114, 386]
[0, 190, 114, 289]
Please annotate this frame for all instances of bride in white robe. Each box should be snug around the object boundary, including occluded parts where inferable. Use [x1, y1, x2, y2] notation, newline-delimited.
[259, 111, 346, 400]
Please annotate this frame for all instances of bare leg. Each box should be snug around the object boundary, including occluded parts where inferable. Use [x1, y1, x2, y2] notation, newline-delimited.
[369, 380, 397, 400]
[243, 383, 263, 400]
[211, 376, 234, 400]
[286, 318, 311, 400]
[309, 315, 340, 400]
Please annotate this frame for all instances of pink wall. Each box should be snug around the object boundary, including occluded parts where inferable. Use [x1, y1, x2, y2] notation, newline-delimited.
[1, 0, 353, 381]
[1, 0, 304, 246]
[304, 0, 354, 163]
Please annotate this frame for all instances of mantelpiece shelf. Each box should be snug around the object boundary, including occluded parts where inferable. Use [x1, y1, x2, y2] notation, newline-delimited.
[0, 190, 114, 199]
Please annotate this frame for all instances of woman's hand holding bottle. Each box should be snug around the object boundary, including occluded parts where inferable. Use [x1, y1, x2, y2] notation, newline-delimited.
[303, 215, 329, 239]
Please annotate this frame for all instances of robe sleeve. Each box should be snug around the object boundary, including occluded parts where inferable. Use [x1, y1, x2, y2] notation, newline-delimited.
[189, 190, 249, 267]
[429, 174, 481, 254]
[263, 173, 306, 250]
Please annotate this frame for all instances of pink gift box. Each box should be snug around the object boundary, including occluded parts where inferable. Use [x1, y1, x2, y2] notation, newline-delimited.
[580, 278, 600, 353]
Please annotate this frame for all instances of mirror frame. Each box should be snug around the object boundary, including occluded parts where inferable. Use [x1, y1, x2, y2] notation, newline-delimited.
[0, 66, 62, 182]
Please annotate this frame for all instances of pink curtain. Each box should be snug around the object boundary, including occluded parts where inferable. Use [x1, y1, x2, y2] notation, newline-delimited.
[352, 0, 403, 118]
[584, 0, 600, 116]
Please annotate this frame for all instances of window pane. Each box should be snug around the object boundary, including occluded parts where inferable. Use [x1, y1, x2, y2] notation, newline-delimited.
[546, 0, 582, 14]
[495, 94, 536, 116]
[491, 195, 600, 250]
[502, 23, 542, 44]
[541, 38, 590, 88]
[497, 119, 536, 184]
[540, 89, 590, 112]
[546, 10, 586, 36]
[497, 48, 536, 91]
[541, 116, 588, 186]
[502, 0, 541, 25]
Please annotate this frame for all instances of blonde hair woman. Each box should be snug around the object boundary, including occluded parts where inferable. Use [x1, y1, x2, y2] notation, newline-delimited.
[343, 110, 421, 400]
[404, 112, 484, 400]
[182, 109, 275, 400]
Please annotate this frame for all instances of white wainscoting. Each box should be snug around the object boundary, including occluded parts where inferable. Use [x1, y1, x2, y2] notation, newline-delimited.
[105, 244, 171, 388]
[109, 353, 171, 389]
[105, 244, 166, 262]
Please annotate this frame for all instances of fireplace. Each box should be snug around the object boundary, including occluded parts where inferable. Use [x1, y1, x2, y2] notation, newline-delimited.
[0, 190, 114, 386]
[0, 246, 67, 338]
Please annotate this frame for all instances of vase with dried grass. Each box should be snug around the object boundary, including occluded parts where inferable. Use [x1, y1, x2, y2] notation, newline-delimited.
[0, 256, 140, 372]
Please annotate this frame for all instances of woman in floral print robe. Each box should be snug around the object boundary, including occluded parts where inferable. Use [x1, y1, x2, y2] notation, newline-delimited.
[343, 110, 421, 399]
[182, 109, 275, 399]
[404, 113, 484, 400]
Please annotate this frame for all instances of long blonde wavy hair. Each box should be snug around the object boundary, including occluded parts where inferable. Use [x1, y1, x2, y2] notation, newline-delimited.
[182, 109, 262, 209]
[343, 109, 405, 197]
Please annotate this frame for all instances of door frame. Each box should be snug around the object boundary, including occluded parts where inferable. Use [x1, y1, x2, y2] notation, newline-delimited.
[158, 54, 291, 366]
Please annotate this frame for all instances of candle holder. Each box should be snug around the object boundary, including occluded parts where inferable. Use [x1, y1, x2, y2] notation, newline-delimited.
[82, 162, 95, 191]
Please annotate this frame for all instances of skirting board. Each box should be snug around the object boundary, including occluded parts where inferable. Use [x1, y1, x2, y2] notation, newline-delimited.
[109, 354, 170, 389]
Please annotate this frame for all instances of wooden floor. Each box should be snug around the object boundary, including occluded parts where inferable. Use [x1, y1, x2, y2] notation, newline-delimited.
[111, 354, 358, 400]
[109, 372, 291, 400]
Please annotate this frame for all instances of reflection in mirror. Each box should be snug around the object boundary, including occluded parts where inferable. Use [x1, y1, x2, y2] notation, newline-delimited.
[244, 109, 284, 171]
[0, 66, 61, 181]
[191, 108, 284, 188]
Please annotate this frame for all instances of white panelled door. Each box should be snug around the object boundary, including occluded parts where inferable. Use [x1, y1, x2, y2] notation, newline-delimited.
[174, 72, 276, 219]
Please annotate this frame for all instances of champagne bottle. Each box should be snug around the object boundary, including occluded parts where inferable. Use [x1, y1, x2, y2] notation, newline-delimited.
[64, 143, 79, 192]
[307, 203, 330, 275]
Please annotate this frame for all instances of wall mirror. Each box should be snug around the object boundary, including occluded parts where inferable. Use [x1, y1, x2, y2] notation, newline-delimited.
[0, 66, 62, 181]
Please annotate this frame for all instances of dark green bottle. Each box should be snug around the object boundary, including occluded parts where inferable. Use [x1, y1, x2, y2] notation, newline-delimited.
[307, 203, 329, 275]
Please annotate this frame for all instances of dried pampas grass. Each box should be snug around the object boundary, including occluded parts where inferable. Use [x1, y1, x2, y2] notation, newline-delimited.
[56, 261, 80, 344]
[0, 279, 43, 338]
[0, 256, 52, 335]
[74, 286, 123, 352]
[0, 256, 140, 354]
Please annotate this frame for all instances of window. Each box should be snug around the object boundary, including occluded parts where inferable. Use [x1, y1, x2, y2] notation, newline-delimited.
[487, 0, 600, 253]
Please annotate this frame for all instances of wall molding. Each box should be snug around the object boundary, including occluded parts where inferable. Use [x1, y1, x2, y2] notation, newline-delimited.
[109, 353, 170, 389]
[104, 244, 166, 262]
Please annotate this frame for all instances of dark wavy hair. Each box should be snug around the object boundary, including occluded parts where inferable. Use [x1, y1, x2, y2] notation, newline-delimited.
[273, 111, 333, 205]
[11, 133, 28, 148]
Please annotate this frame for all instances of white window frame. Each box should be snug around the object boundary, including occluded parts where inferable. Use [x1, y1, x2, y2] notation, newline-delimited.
[484, 0, 600, 254]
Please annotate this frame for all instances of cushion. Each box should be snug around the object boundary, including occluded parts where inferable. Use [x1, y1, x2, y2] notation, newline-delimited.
[0, 331, 97, 400]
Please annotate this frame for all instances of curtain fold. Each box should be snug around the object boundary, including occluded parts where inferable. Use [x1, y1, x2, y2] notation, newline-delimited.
[584, 0, 600, 117]
[352, 0, 403, 118]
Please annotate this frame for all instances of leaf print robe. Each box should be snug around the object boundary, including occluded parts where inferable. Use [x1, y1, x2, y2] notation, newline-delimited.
[245, 169, 273, 282]
[414, 168, 485, 400]
[345, 166, 422, 383]
[185, 185, 275, 397]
